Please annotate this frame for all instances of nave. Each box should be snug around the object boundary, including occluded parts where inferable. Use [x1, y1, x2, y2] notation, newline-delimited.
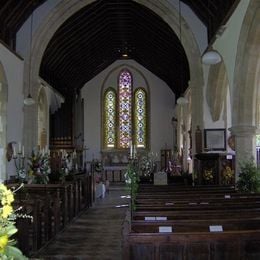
[34, 184, 129, 260]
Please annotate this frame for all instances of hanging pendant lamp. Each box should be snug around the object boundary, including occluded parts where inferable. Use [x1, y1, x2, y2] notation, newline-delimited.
[24, 93, 35, 105]
[177, 96, 189, 105]
[201, 0, 222, 65]
[202, 47, 221, 65]
[24, 8, 35, 106]
[176, 0, 188, 105]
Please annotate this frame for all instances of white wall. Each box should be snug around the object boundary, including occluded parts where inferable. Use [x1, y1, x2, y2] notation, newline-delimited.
[81, 60, 175, 162]
[0, 43, 24, 178]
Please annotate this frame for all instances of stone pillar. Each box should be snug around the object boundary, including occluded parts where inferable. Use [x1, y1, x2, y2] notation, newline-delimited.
[230, 125, 257, 180]
[171, 117, 178, 155]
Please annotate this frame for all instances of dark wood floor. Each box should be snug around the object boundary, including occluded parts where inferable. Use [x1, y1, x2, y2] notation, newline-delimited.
[35, 184, 129, 260]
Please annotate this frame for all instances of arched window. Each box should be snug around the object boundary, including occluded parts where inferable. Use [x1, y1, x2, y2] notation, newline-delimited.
[103, 69, 148, 150]
[104, 88, 116, 148]
[134, 88, 147, 148]
[118, 70, 132, 148]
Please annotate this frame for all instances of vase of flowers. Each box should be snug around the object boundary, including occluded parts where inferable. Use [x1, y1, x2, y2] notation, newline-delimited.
[139, 152, 156, 178]
[0, 183, 28, 259]
[222, 166, 234, 185]
[203, 169, 214, 184]
[27, 150, 51, 184]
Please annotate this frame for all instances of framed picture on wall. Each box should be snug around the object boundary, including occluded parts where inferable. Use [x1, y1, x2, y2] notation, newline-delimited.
[204, 129, 226, 151]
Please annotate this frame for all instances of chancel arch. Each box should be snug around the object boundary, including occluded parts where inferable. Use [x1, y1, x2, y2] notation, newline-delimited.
[26, 0, 203, 154]
[0, 62, 8, 180]
[37, 87, 48, 149]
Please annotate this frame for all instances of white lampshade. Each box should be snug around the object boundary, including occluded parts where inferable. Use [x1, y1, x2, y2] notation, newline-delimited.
[177, 96, 188, 105]
[24, 94, 35, 106]
[202, 50, 221, 65]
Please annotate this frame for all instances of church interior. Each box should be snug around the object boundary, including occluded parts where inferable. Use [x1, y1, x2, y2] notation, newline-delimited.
[0, 0, 260, 259]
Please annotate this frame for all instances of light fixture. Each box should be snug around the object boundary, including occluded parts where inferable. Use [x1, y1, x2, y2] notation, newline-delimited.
[176, 0, 188, 105]
[201, 0, 222, 65]
[202, 47, 221, 65]
[177, 96, 189, 105]
[24, 8, 35, 106]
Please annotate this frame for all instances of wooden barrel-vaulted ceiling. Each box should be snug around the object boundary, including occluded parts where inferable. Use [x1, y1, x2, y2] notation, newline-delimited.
[0, 0, 239, 97]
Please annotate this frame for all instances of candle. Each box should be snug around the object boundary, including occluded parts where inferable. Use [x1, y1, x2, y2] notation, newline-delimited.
[18, 142, 21, 153]
[129, 141, 133, 158]
[22, 146, 24, 157]
[13, 146, 16, 157]
[133, 145, 136, 158]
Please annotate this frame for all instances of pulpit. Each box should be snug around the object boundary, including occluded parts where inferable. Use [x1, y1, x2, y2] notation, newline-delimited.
[194, 153, 235, 185]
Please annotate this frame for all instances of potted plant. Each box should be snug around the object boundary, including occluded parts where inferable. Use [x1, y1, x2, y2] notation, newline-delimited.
[237, 158, 260, 193]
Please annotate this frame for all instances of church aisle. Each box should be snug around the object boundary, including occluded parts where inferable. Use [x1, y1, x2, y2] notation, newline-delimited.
[35, 184, 129, 260]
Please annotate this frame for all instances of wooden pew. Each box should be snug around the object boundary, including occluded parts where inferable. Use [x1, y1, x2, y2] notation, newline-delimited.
[123, 184, 260, 259]
[123, 223, 260, 260]
[8, 172, 93, 257]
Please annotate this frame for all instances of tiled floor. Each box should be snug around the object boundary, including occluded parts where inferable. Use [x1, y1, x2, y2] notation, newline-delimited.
[35, 184, 129, 260]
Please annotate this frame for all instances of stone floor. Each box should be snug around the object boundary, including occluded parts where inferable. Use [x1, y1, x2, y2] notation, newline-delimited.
[34, 184, 129, 260]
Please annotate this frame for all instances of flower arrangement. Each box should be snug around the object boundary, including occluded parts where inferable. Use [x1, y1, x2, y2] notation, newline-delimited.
[222, 166, 234, 185]
[203, 169, 214, 183]
[139, 152, 156, 177]
[27, 151, 51, 184]
[0, 183, 28, 259]
[93, 159, 103, 172]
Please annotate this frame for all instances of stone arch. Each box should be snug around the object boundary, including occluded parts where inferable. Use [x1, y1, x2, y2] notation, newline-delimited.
[233, 1, 260, 127]
[0, 62, 8, 180]
[231, 0, 260, 169]
[207, 62, 228, 122]
[24, 0, 204, 152]
[37, 87, 49, 149]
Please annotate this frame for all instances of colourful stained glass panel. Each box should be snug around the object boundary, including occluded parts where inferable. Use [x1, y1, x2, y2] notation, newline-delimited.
[119, 70, 132, 148]
[134, 89, 146, 148]
[104, 89, 116, 148]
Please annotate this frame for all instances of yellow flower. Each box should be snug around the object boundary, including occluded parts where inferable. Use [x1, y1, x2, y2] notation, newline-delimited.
[2, 204, 13, 218]
[0, 184, 8, 192]
[1, 190, 14, 205]
[0, 235, 8, 253]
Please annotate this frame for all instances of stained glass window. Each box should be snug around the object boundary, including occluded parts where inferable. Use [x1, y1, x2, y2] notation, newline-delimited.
[103, 69, 148, 150]
[118, 70, 132, 148]
[134, 88, 147, 148]
[104, 88, 116, 148]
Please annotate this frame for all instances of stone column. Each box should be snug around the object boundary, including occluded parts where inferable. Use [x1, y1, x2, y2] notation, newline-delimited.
[230, 125, 257, 180]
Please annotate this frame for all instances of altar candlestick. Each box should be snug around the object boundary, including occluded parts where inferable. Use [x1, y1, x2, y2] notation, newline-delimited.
[130, 141, 133, 158]
[13, 146, 16, 157]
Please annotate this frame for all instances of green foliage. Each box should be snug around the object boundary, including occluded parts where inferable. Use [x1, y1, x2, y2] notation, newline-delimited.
[124, 162, 139, 210]
[0, 183, 28, 259]
[237, 159, 260, 193]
